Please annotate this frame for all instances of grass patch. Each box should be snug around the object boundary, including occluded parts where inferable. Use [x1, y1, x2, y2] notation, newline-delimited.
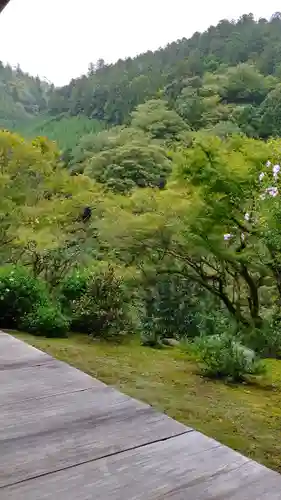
[13, 331, 281, 473]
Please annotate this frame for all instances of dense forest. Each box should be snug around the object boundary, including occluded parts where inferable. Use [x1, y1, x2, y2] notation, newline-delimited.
[0, 61, 48, 130]
[0, 64, 103, 150]
[2, 13, 281, 381]
[47, 12, 281, 134]
[2, 13, 281, 149]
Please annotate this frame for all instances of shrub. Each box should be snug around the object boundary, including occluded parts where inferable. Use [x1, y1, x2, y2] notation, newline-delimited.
[140, 273, 205, 342]
[0, 265, 48, 329]
[192, 334, 265, 382]
[59, 271, 88, 312]
[71, 266, 130, 339]
[21, 304, 69, 338]
[140, 318, 163, 348]
[195, 309, 237, 337]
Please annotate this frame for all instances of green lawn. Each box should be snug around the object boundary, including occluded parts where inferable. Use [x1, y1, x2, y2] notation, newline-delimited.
[13, 332, 281, 473]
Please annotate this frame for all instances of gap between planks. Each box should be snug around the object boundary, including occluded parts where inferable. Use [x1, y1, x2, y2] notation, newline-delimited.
[0, 429, 194, 490]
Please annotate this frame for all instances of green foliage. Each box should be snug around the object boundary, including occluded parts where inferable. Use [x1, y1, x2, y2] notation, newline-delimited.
[21, 115, 104, 152]
[0, 266, 48, 329]
[175, 87, 207, 129]
[0, 62, 49, 130]
[259, 84, 281, 137]
[71, 126, 126, 166]
[100, 133, 281, 344]
[70, 266, 130, 338]
[219, 64, 272, 105]
[0, 264, 69, 338]
[193, 335, 265, 382]
[140, 324, 163, 348]
[243, 313, 281, 358]
[131, 99, 189, 141]
[140, 273, 203, 343]
[21, 304, 69, 338]
[43, 14, 281, 133]
[83, 127, 171, 193]
[201, 120, 243, 138]
[3, 14, 281, 142]
[195, 310, 237, 338]
[4, 15, 281, 368]
[59, 270, 88, 309]
[0, 129, 101, 271]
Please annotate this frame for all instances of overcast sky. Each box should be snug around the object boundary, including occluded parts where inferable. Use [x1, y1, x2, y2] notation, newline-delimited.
[0, 0, 280, 86]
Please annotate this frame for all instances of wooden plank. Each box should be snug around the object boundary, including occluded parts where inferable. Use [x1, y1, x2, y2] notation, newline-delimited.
[0, 333, 51, 369]
[0, 386, 189, 487]
[0, 359, 106, 405]
[172, 458, 281, 499]
[3, 432, 280, 499]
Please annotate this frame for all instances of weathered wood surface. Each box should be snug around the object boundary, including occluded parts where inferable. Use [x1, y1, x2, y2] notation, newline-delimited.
[0, 356, 105, 405]
[3, 433, 281, 500]
[0, 386, 188, 486]
[1, 332, 281, 499]
[0, 331, 51, 369]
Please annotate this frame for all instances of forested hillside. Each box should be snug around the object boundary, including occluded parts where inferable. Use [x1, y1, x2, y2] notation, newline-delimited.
[0, 63, 103, 150]
[2, 12, 281, 148]
[47, 12, 281, 136]
[0, 61, 49, 130]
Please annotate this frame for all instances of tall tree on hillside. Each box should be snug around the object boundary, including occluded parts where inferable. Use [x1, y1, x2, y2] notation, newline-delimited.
[259, 84, 281, 137]
[131, 99, 189, 141]
[83, 128, 172, 193]
[0, 130, 101, 273]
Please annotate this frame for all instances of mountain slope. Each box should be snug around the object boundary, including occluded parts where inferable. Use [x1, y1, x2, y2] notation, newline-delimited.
[47, 13, 281, 126]
[22, 114, 104, 151]
[0, 61, 49, 130]
[2, 12, 281, 147]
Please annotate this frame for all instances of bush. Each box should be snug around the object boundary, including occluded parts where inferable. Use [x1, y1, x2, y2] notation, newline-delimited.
[192, 334, 265, 382]
[0, 265, 48, 329]
[21, 304, 69, 338]
[195, 309, 237, 337]
[140, 273, 205, 342]
[140, 318, 163, 348]
[71, 266, 130, 339]
[59, 271, 88, 312]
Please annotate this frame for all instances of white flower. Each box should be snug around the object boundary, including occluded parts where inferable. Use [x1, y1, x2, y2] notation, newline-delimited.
[224, 233, 233, 241]
[244, 212, 250, 221]
[241, 233, 245, 241]
[261, 187, 279, 199]
[273, 164, 280, 180]
[259, 172, 265, 181]
[266, 160, 271, 168]
[266, 186, 279, 197]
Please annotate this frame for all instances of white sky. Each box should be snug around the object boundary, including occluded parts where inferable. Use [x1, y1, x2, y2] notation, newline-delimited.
[0, 0, 280, 86]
